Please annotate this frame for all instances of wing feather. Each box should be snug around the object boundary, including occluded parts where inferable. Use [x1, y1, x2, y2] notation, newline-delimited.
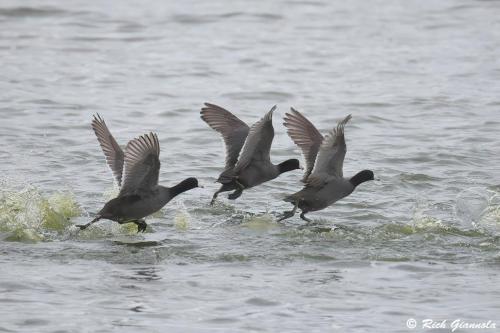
[283, 108, 324, 182]
[91, 114, 125, 186]
[307, 114, 351, 186]
[200, 103, 249, 170]
[219, 106, 275, 182]
[119, 132, 161, 196]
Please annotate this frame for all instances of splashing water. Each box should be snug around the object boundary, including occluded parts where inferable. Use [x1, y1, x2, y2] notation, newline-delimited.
[174, 209, 190, 230]
[241, 213, 277, 231]
[455, 187, 500, 233]
[0, 185, 81, 242]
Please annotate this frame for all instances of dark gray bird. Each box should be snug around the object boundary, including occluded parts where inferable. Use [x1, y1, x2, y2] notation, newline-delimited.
[77, 115, 200, 232]
[278, 109, 374, 223]
[200, 103, 301, 205]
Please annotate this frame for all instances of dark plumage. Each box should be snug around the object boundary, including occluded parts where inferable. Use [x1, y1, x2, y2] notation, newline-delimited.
[77, 115, 200, 232]
[200, 103, 301, 205]
[278, 109, 374, 223]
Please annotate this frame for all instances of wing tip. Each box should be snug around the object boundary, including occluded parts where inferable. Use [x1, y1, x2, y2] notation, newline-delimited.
[201, 102, 227, 114]
[200, 103, 234, 124]
[264, 105, 276, 121]
[91, 113, 105, 127]
[129, 132, 160, 155]
[203, 102, 217, 108]
[283, 107, 306, 125]
[336, 114, 352, 132]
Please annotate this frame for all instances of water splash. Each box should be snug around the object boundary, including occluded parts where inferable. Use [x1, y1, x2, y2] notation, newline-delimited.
[0, 185, 81, 242]
[174, 206, 190, 230]
[412, 199, 447, 230]
[477, 190, 500, 232]
[241, 213, 277, 231]
[455, 187, 500, 233]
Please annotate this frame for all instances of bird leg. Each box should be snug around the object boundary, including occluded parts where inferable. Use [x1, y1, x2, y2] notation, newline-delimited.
[227, 180, 244, 200]
[300, 211, 312, 223]
[227, 188, 243, 200]
[210, 189, 222, 206]
[77, 215, 101, 230]
[133, 219, 147, 233]
[277, 201, 299, 222]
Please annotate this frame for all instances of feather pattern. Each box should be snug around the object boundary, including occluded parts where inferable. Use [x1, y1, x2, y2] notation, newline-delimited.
[91, 114, 125, 186]
[200, 103, 250, 170]
[231, 105, 276, 176]
[283, 108, 324, 182]
[307, 114, 351, 186]
[120, 132, 161, 196]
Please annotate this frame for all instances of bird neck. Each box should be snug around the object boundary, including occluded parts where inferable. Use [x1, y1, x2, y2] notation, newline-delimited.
[349, 170, 374, 188]
[157, 186, 172, 205]
[277, 159, 300, 174]
[168, 178, 198, 199]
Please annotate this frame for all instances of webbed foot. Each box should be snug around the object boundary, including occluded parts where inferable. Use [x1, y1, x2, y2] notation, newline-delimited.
[227, 189, 243, 200]
[277, 210, 295, 222]
[134, 220, 147, 233]
[76, 215, 102, 231]
[210, 190, 221, 206]
[300, 212, 312, 223]
[277, 201, 299, 222]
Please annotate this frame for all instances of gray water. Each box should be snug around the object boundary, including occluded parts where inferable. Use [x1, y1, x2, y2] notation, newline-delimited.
[1, 0, 500, 332]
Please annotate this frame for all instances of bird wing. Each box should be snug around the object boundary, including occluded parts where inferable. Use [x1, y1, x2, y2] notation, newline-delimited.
[307, 114, 351, 186]
[200, 103, 250, 170]
[232, 106, 276, 175]
[91, 114, 125, 186]
[283, 108, 324, 182]
[119, 132, 161, 196]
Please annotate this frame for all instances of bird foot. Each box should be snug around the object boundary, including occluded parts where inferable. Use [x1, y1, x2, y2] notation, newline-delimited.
[227, 190, 242, 200]
[300, 212, 312, 223]
[135, 220, 147, 233]
[277, 211, 295, 222]
[76, 215, 101, 231]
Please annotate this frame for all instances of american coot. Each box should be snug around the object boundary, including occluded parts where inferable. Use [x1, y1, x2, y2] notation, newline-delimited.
[200, 103, 301, 205]
[77, 115, 200, 232]
[278, 109, 374, 223]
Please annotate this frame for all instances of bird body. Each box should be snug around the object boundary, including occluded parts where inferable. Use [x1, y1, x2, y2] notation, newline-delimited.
[284, 177, 355, 213]
[201, 103, 300, 204]
[98, 186, 176, 222]
[279, 109, 374, 223]
[78, 115, 199, 232]
[222, 160, 279, 188]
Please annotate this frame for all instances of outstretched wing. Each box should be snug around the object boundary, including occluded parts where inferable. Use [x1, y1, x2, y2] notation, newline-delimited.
[231, 106, 276, 176]
[119, 132, 161, 196]
[307, 114, 351, 186]
[92, 114, 125, 186]
[283, 108, 324, 182]
[200, 103, 250, 170]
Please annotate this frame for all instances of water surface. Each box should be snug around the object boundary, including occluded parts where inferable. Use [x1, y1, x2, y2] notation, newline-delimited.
[1, 0, 500, 332]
